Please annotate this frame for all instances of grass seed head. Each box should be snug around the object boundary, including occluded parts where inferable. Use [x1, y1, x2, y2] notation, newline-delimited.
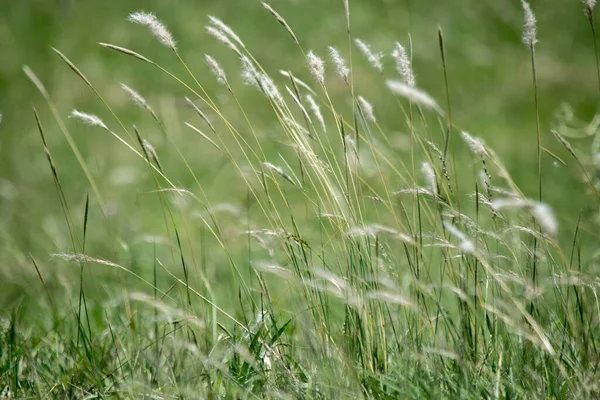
[307, 51, 325, 85]
[328, 46, 349, 82]
[386, 80, 442, 113]
[120, 83, 153, 113]
[208, 16, 245, 48]
[521, 1, 538, 49]
[205, 55, 228, 86]
[206, 26, 240, 54]
[128, 11, 176, 50]
[355, 39, 383, 72]
[358, 96, 376, 123]
[70, 110, 108, 130]
[305, 94, 326, 132]
[392, 42, 415, 87]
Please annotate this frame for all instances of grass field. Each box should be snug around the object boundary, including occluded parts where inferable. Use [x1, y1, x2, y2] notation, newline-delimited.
[2, 0, 600, 398]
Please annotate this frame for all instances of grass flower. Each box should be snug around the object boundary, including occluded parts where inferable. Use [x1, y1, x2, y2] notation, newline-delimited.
[128, 11, 176, 50]
[307, 51, 325, 85]
[386, 80, 442, 113]
[70, 110, 108, 130]
[328, 46, 349, 82]
[521, 1, 538, 49]
[355, 39, 383, 72]
[392, 42, 415, 87]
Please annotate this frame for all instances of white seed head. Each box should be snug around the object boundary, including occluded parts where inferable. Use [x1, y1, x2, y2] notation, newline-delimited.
[521, 0, 538, 49]
[208, 16, 245, 48]
[358, 96, 376, 123]
[531, 203, 558, 236]
[328, 46, 349, 82]
[443, 221, 475, 254]
[70, 110, 107, 130]
[307, 50, 325, 85]
[0, 113, 2, 125]
[386, 80, 442, 114]
[355, 39, 383, 73]
[460, 131, 488, 158]
[205, 55, 228, 85]
[421, 162, 437, 197]
[306, 94, 326, 132]
[206, 26, 240, 54]
[120, 83, 153, 113]
[128, 11, 176, 50]
[391, 42, 415, 87]
[241, 56, 261, 88]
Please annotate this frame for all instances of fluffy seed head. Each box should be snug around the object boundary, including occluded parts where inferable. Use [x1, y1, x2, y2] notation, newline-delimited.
[208, 16, 245, 48]
[386, 80, 442, 113]
[70, 110, 108, 130]
[307, 51, 325, 85]
[306, 94, 326, 132]
[521, 1, 538, 49]
[206, 26, 240, 54]
[443, 221, 475, 253]
[328, 47, 349, 82]
[421, 162, 437, 197]
[460, 131, 488, 157]
[120, 83, 153, 113]
[205, 55, 228, 85]
[0, 113, 2, 125]
[128, 11, 176, 50]
[531, 203, 558, 236]
[355, 39, 383, 73]
[392, 42, 415, 87]
[358, 96, 376, 123]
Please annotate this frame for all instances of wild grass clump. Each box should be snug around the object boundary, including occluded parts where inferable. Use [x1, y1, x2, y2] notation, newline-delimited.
[3, 1, 600, 398]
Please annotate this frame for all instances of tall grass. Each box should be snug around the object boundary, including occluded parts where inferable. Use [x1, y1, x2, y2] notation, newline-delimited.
[2, 1, 600, 398]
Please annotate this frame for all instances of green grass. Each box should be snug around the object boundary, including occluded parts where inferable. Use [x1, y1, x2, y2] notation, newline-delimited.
[2, 0, 600, 398]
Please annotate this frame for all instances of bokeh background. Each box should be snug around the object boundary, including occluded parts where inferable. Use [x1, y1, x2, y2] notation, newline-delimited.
[1, 0, 598, 308]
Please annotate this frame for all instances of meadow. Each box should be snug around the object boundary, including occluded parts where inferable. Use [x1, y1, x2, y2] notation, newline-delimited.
[1, 0, 600, 398]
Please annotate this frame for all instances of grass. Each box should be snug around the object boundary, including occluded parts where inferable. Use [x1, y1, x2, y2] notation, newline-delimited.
[2, 0, 600, 398]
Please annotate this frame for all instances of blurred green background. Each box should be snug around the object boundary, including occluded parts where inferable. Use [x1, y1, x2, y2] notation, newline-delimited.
[0, 0, 598, 301]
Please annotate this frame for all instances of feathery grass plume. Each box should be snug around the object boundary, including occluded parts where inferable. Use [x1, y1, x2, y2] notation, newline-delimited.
[386, 80, 443, 113]
[206, 26, 240, 55]
[261, 2, 299, 45]
[142, 139, 162, 171]
[0, 113, 2, 125]
[491, 198, 558, 236]
[240, 57, 283, 105]
[392, 42, 415, 87]
[421, 162, 437, 197]
[460, 130, 488, 157]
[520, 1, 538, 49]
[305, 94, 326, 132]
[205, 55, 228, 86]
[355, 39, 383, 72]
[120, 83, 154, 114]
[358, 96, 376, 123]
[98, 43, 153, 64]
[241, 55, 261, 89]
[208, 16, 245, 48]
[531, 203, 558, 236]
[443, 221, 475, 253]
[128, 11, 176, 50]
[262, 162, 297, 187]
[307, 51, 325, 85]
[70, 110, 108, 130]
[279, 71, 316, 95]
[328, 46, 349, 82]
[584, 0, 597, 13]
